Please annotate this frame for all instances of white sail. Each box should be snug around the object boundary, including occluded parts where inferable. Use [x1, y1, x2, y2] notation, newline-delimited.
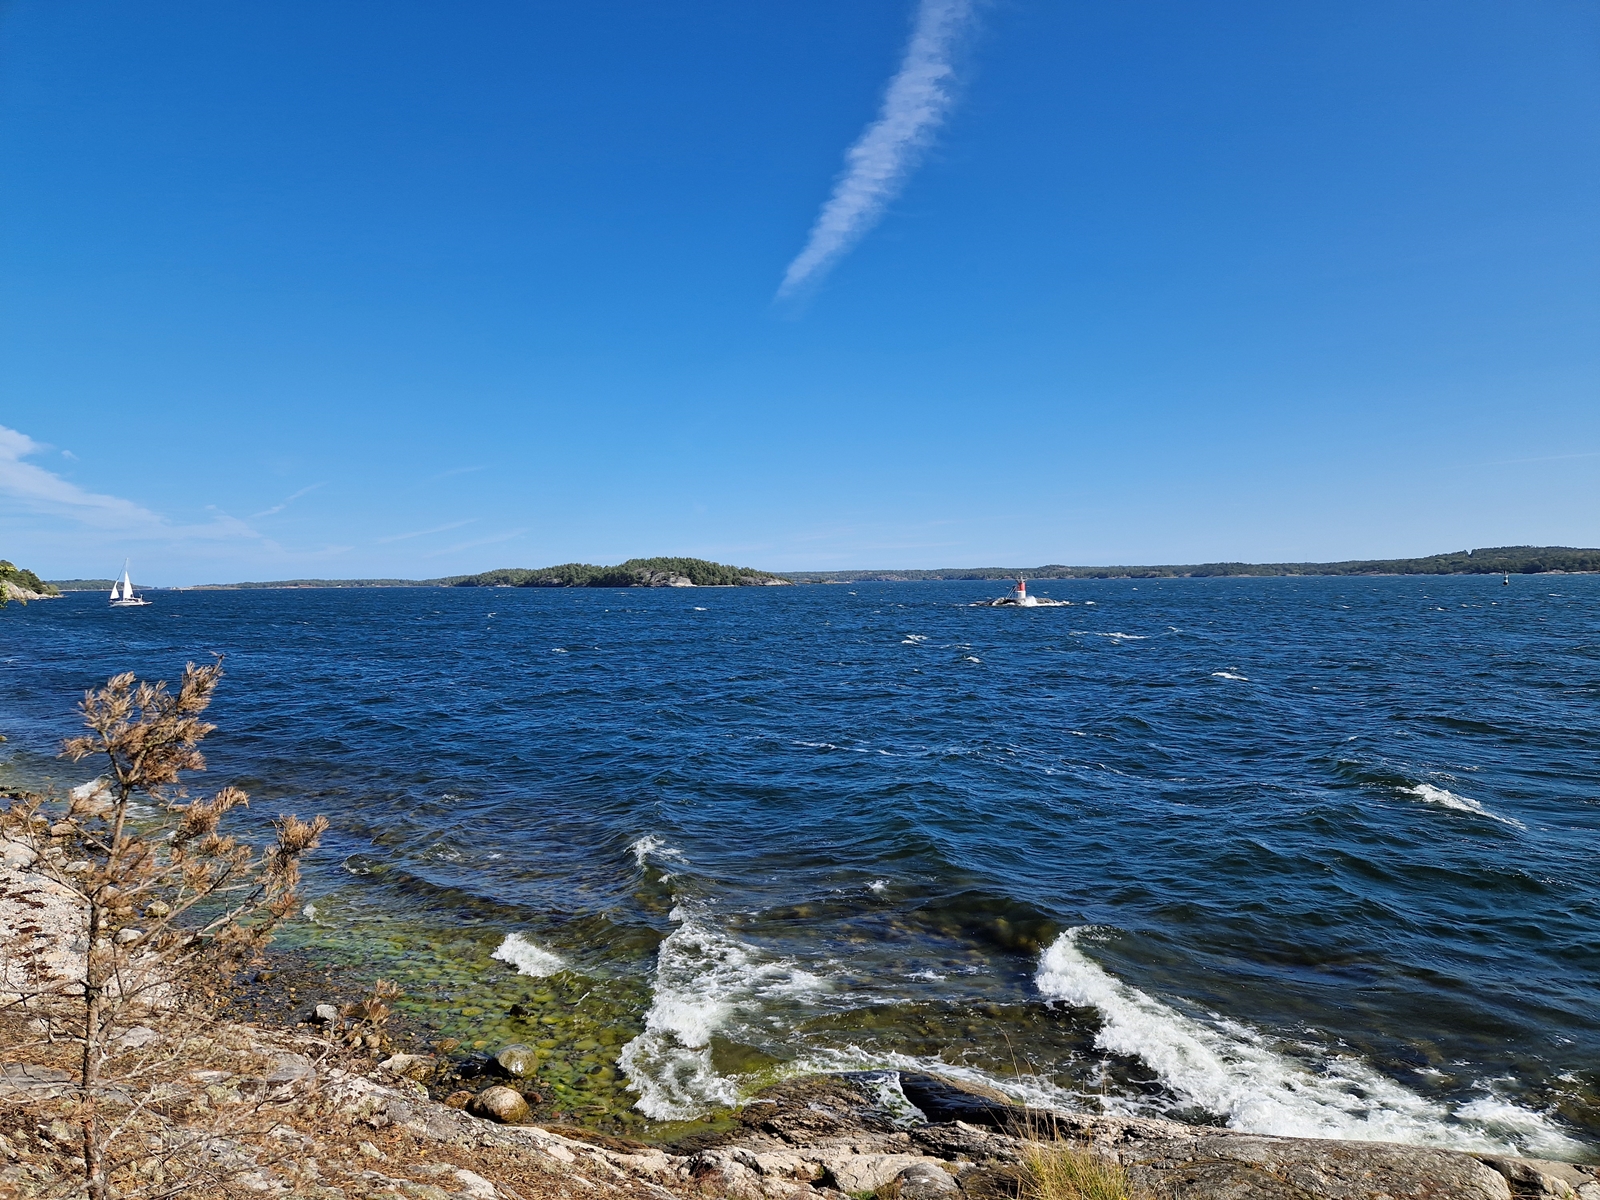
[110, 579, 121, 600]
[122, 569, 133, 595]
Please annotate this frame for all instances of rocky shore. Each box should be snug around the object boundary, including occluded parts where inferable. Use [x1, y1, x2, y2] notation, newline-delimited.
[3, 839, 1596, 1200]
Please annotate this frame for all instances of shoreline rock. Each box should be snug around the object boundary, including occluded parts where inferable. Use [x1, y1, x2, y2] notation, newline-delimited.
[3, 837, 1596, 1199]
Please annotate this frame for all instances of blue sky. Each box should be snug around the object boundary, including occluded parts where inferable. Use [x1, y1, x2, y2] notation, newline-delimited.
[2, 1, 1597, 583]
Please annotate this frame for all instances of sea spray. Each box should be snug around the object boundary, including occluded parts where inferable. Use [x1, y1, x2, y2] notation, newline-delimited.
[1034, 930, 1580, 1157]
[491, 933, 567, 978]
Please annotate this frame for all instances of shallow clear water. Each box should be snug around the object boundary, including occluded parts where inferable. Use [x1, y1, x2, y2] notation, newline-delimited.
[2, 578, 1596, 1155]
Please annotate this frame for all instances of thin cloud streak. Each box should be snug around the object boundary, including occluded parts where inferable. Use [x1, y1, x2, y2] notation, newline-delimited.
[376, 519, 476, 545]
[777, 0, 975, 299]
[428, 465, 487, 483]
[252, 481, 325, 517]
[424, 529, 528, 559]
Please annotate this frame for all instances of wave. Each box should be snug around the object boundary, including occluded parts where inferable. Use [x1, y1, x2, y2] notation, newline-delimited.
[1211, 671, 1249, 682]
[1034, 930, 1579, 1157]
[1403, 784, 1525, 830]
[491, 933, 566, 977]
[628, 835, 687, 867]
[618, 908, 826, 1120]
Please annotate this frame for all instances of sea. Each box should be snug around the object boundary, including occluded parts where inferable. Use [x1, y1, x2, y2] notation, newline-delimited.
[1, 577, 1596, 1158]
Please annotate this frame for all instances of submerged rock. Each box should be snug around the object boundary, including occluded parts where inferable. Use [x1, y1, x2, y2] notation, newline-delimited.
[494, 1042, 538, 1078]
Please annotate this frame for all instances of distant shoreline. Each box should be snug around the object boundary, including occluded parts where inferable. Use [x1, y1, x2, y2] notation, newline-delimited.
[42, 545, 1600, 591]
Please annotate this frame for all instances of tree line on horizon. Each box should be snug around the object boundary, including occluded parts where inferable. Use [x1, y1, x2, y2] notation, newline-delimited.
[28, 545, 1600, 591]
[783, 545, 1600, 582]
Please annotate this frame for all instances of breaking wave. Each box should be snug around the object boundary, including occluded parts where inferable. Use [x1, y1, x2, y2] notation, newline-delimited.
[1403, 784, 1525, 830]
[1034, 930, 1579, 1157]
[618, 908, 826, 1120]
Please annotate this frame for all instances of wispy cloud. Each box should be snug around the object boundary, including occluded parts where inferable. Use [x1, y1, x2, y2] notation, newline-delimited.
[0, 424, 168, 529]
[1483, 451, 1599, 466]
[424, 529, 528, 559]
[376, 519, 476, 545]
[777, 0, 976, 299]
[252, 481, 325, 518]
[429, 465, 486, 483]
[0, 423, 257, 540]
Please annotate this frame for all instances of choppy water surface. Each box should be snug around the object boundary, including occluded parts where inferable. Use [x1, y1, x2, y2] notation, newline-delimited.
[2, 578, 1597, 1156]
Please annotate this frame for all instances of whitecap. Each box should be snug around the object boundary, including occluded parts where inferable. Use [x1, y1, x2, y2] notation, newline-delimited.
[1404, 784, 1525, 830]
[964, 656, 982, 663]
[491, 933, 567, 978]
[301, 903, 318, 922]
[693, 606, 707, 611]
[902, 634, 928, 645]
[1034, 930, 1580, 1156]
[629, 835, 687, 867]
[1211, 671, 1250, 682]
[868, 879, 889, 894]
[907, 969, 947, 982]
[619, 912, 826, 1119]
[550, 647, 568, 653]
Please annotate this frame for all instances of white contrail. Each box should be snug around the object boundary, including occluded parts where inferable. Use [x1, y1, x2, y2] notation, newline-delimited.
[777, 0, 975, 299]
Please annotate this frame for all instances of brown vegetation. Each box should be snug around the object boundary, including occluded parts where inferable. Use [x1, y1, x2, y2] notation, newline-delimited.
[0, 660, 327, 1198]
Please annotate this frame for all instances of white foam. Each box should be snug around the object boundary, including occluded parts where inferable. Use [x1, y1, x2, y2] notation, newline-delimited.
[491, 933, 566, 978]
[1404, 785, 1525, 830]
[1211, 671, 1249, 682]
[550, 647, 567, 653]
[301, 903, 318, 922]
[1034, 930, 1581, 1156]
[629, 835, 687, 867]
[70, 777, 111, 803]
[693, 606, 707, 611]
[964, 656, 982, 663]
[869, 879, 889, 894]
[619, 912, 825, 1120]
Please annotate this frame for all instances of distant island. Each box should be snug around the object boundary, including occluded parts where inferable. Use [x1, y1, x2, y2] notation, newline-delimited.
[165, 556, 792, 590]
[41, 545, 1600, 591]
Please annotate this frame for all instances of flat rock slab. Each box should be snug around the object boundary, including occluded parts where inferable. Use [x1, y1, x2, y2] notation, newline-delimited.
[1122, 1133, 1516, 1200]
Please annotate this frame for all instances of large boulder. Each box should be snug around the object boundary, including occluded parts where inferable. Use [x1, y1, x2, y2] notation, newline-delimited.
[467, 1085, 530, 1124]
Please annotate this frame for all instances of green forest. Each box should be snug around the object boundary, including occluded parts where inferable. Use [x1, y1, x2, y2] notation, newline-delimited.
[0, 560, 57, 605]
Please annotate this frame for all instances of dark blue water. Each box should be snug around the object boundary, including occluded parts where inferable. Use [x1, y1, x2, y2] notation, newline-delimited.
[2, 578, 1596, 1157]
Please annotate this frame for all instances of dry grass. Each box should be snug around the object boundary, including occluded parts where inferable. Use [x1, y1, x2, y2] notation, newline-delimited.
[1019, 1138, 1137, 1200]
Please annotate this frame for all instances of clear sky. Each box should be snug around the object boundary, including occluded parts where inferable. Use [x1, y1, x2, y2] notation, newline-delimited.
[2, 1, 1597, 584]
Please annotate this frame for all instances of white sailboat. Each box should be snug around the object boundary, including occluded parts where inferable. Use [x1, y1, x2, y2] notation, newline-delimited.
[109, 562, 149, 607]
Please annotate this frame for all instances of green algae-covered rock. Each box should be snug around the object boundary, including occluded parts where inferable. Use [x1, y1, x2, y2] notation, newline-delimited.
[494, 1043, 539, 1078]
